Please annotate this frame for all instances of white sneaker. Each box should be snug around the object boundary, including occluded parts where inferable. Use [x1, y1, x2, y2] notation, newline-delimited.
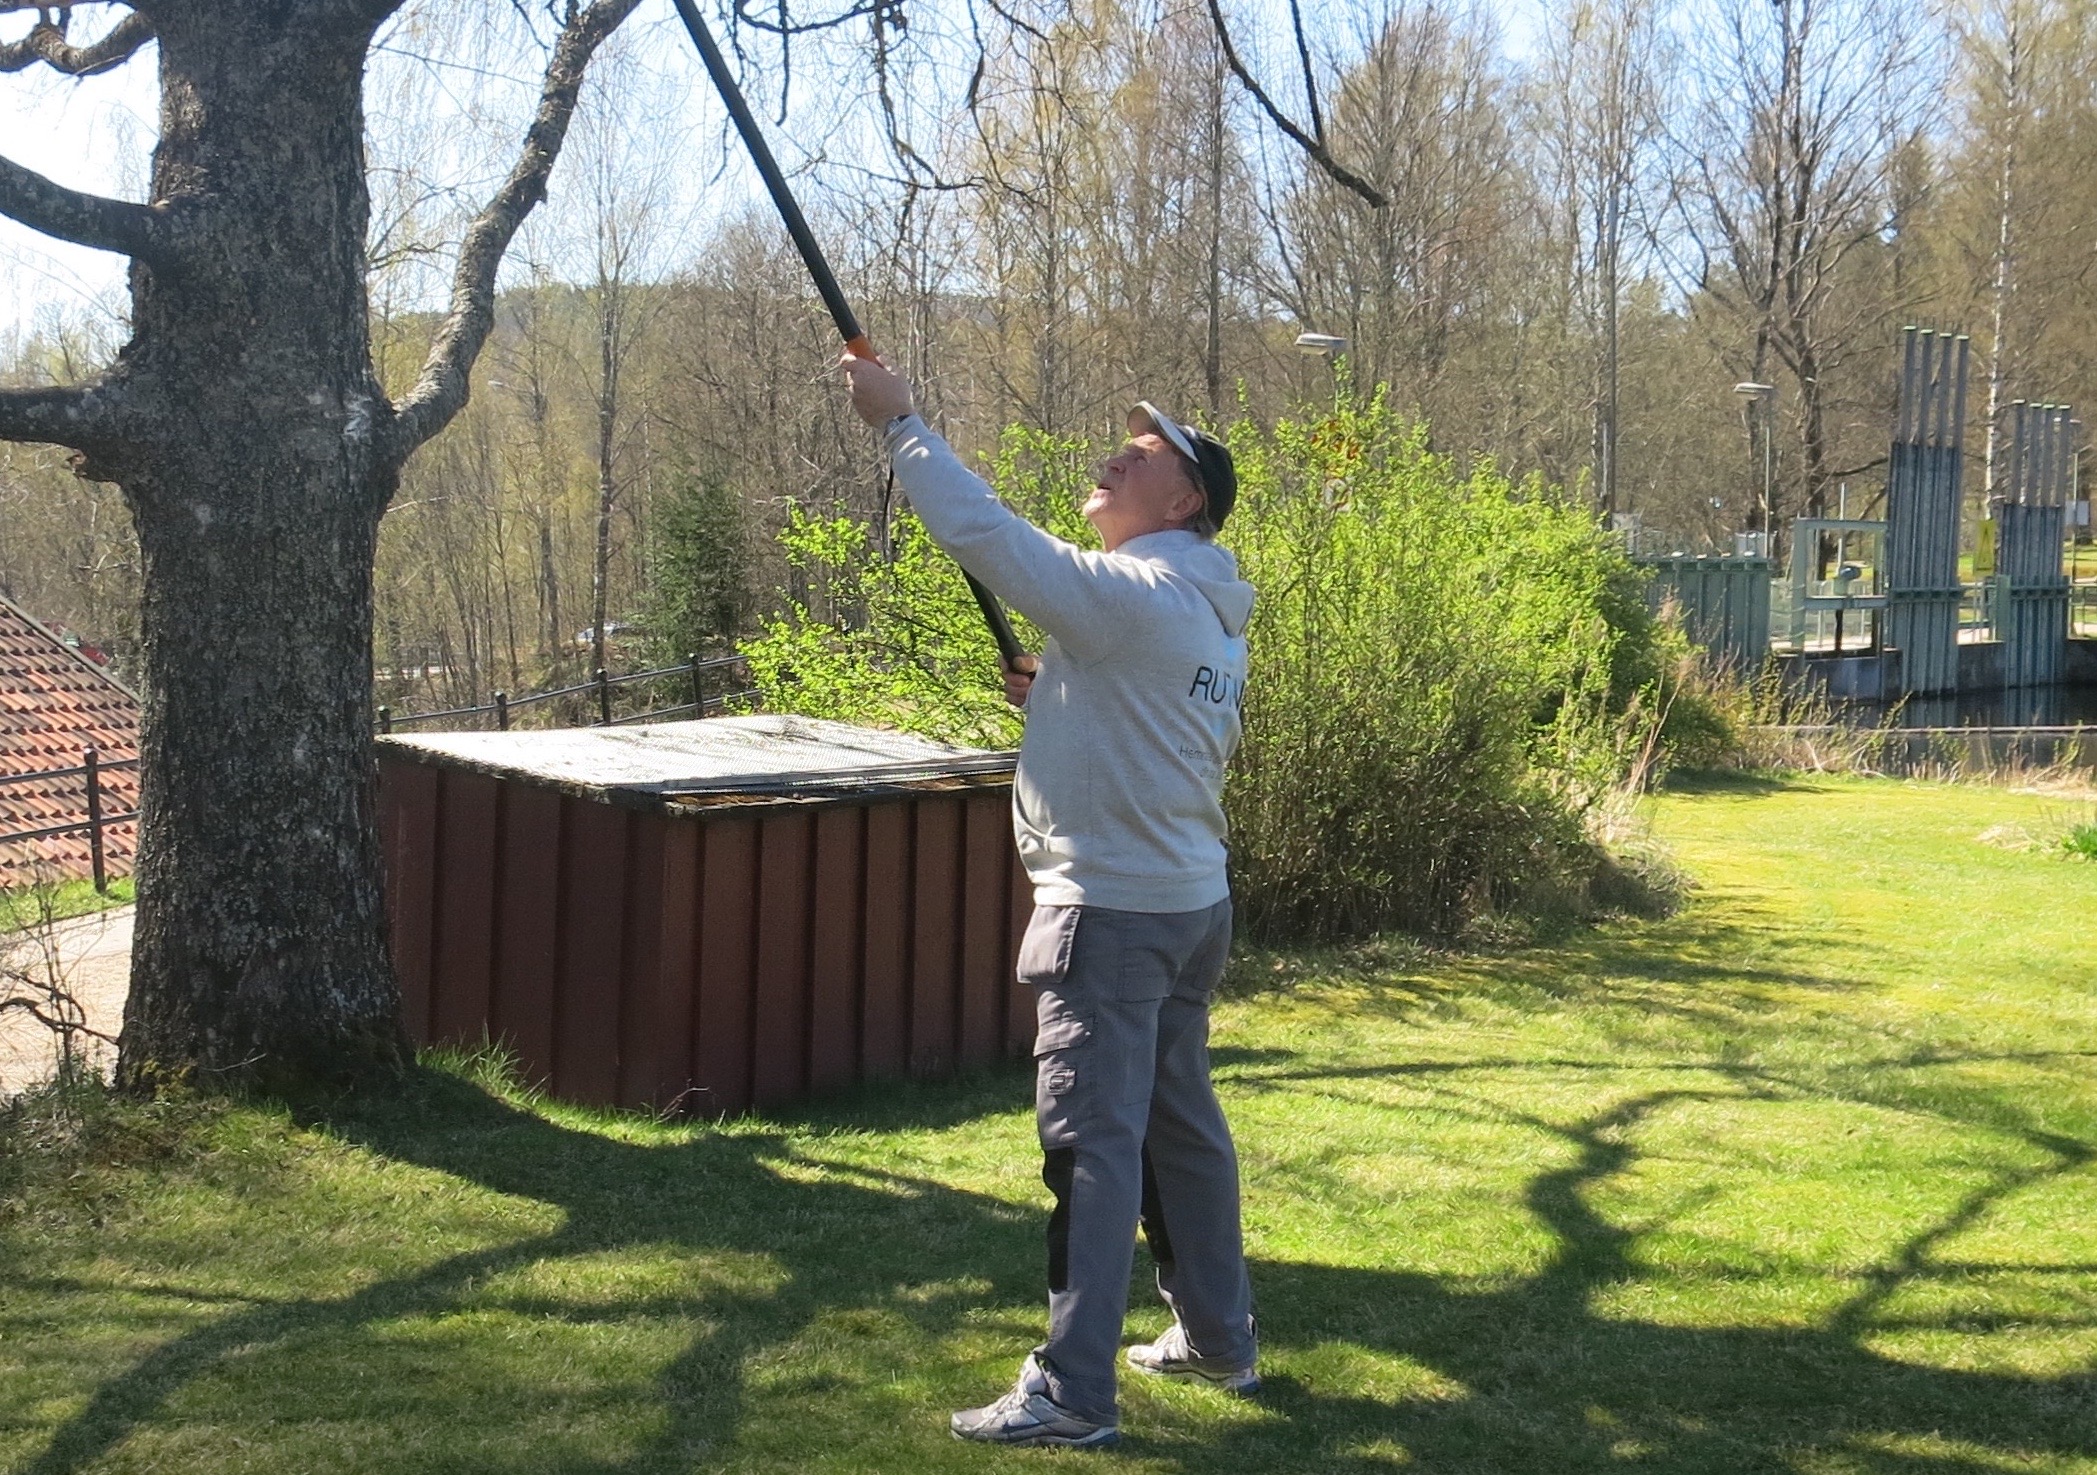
[1125, 1320, 1260, 1395]
[950, 1353, 1120, 1448]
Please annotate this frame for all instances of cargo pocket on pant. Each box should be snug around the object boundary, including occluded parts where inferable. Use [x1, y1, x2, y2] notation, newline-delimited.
[1025, 906, 1091, 1150]
[1034, 1011, 1092, 1150]
[1018, 904, 1081, 989]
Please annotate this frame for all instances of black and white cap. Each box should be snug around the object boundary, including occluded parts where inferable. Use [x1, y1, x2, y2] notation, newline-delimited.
[1129, 401, 1237, 532]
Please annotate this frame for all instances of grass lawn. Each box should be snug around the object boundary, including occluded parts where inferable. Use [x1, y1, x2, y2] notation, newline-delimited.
[3, 774, 2094, 1473]
[1, 877, 134, 933]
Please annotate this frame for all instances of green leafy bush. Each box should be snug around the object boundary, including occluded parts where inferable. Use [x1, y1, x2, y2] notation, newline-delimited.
[743, 397, 1670, 941]
[739, 430, 1085, 749]
[1220, 396, 1645, 937]
[2062, 821, 2097, 862]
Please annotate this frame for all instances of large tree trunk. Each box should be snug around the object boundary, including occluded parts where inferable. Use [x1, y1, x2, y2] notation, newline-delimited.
[113, 7, 403, 1088]
[0, 0, 635, 1089]
[122, 472, 396, 1086]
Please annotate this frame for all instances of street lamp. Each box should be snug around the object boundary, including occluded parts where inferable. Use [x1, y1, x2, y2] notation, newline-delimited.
[1296, 332, 1348, 412]
[1734, 381, 1776, 554]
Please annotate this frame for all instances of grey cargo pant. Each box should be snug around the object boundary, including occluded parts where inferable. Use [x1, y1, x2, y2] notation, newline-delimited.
[1020, 899, 1255, 1423]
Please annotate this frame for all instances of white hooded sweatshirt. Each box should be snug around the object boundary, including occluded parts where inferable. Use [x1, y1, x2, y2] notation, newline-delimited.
[885, 414, 1255, 913]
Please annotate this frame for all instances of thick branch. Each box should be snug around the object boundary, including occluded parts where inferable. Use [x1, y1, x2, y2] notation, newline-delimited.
[1204, 0, 1386, 209]
[0, 153, 160, 257]
[301, 0, 409, 34]
[0, 8, 153, 75]
[385, 0, 642, 467]
[0, 380, 123, 454]
[1285, 0, 1323, 142]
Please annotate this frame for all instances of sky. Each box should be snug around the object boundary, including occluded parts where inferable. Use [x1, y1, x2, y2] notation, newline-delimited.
[2, 2, 748, 344]
[0, 0, 1535, 348]
[0, 19, 152, 342]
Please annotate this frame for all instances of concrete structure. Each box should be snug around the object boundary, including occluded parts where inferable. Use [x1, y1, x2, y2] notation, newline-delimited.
[1994, 401, 2076, 689]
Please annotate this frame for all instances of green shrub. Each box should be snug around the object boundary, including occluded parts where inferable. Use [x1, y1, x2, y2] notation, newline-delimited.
[1219, 395, 1645, 938]
[743, 397, 1669, 941]
[739, 429, 1086, 749]
[2062, 821, 2097, 861]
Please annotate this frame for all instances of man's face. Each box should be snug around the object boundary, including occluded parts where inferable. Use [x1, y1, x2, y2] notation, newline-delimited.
[1084, 433, 1204, 550]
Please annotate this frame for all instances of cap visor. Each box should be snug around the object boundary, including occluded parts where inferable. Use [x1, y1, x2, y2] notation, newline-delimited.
[1129, 401, 1199, 464]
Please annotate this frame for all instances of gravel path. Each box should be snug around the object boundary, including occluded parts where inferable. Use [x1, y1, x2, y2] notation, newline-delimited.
[0, 906, 132, 1097]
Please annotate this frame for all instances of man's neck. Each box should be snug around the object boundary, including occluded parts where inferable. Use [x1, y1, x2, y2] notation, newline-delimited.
[1100, 521, 1193, 553]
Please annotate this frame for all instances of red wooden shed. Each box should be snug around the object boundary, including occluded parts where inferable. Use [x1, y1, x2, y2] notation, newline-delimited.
[377, 716, 1030, 1115]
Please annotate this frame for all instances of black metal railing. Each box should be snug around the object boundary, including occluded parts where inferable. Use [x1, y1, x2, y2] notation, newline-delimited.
[2, 658, 756, 894]
[2072, 583, 2097, 639]
[377, 652, 756, 735]
[0, 748, 140, 893]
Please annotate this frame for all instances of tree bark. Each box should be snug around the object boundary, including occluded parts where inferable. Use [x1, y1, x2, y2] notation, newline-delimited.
[1983, 7, 2025, 501]
[112, 4, 402, 1089]
[0, 0, 634, 1089]
[592, 284, 619, 679]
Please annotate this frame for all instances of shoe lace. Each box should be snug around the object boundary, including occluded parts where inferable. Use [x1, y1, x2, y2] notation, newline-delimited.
[986, 1359, 1056, 1420]
[987, 1381, 1035, 1417]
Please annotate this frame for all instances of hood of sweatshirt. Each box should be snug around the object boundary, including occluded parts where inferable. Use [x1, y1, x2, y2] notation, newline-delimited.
[1120, 530, 1255, 638]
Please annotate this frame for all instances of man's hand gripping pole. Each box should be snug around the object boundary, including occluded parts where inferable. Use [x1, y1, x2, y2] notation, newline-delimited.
[668, 0, 1024, 670]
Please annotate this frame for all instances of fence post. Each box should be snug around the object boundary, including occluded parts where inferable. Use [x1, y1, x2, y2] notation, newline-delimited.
[595, 667, 612, 726]
[495, 691, 509, 731]
[689, 652, 704, 718]
[83, 746, 106, 895]
[377, 705, 392, 734]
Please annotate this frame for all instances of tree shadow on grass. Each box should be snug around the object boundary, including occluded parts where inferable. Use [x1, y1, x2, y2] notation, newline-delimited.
[11, 1062, 2095, 1475]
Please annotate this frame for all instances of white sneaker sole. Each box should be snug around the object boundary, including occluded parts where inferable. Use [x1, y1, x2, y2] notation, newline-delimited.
[1125, 1351, 1261, 1397]
[950, 1424, 1120, 1449]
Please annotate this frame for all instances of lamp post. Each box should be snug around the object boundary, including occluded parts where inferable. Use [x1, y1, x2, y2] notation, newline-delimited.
[1296, 332, 1349, 411]
[1734, 381, 1776, 554]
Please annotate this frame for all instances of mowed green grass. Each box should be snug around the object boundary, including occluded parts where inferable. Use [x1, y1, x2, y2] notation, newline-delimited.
[1, 876, 134, 931]
[3, 774, 2094, 1474]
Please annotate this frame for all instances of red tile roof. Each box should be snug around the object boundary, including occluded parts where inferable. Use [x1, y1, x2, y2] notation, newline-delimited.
[0, 595, 140, 886]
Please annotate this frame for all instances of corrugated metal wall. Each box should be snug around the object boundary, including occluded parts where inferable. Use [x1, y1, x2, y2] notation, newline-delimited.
[1998, 503, 2070, 687]
[1996, 402, 2075, 689]
[1883, 328, 1968, 697]
[379, 753, 1031, 1115]
[1636, 554, 1773, 669]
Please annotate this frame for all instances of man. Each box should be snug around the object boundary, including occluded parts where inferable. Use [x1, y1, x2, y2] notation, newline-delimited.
[843, 355, 1258, 1450]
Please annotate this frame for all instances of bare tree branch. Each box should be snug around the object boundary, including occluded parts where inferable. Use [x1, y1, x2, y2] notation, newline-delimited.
[0, 7, 153, 74]
[1285, 0, 1323, 142]
[0, 379, 126, 454]
[384, 0, 642, 469]
[1204, 0, 1387, 209]
[0, 995, 120, 1047]
[0, 152, 161, 257]
[731, 0, 883, 36]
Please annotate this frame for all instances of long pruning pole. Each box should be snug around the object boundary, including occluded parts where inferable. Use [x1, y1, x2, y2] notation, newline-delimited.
[668, 0, 1025, 668]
